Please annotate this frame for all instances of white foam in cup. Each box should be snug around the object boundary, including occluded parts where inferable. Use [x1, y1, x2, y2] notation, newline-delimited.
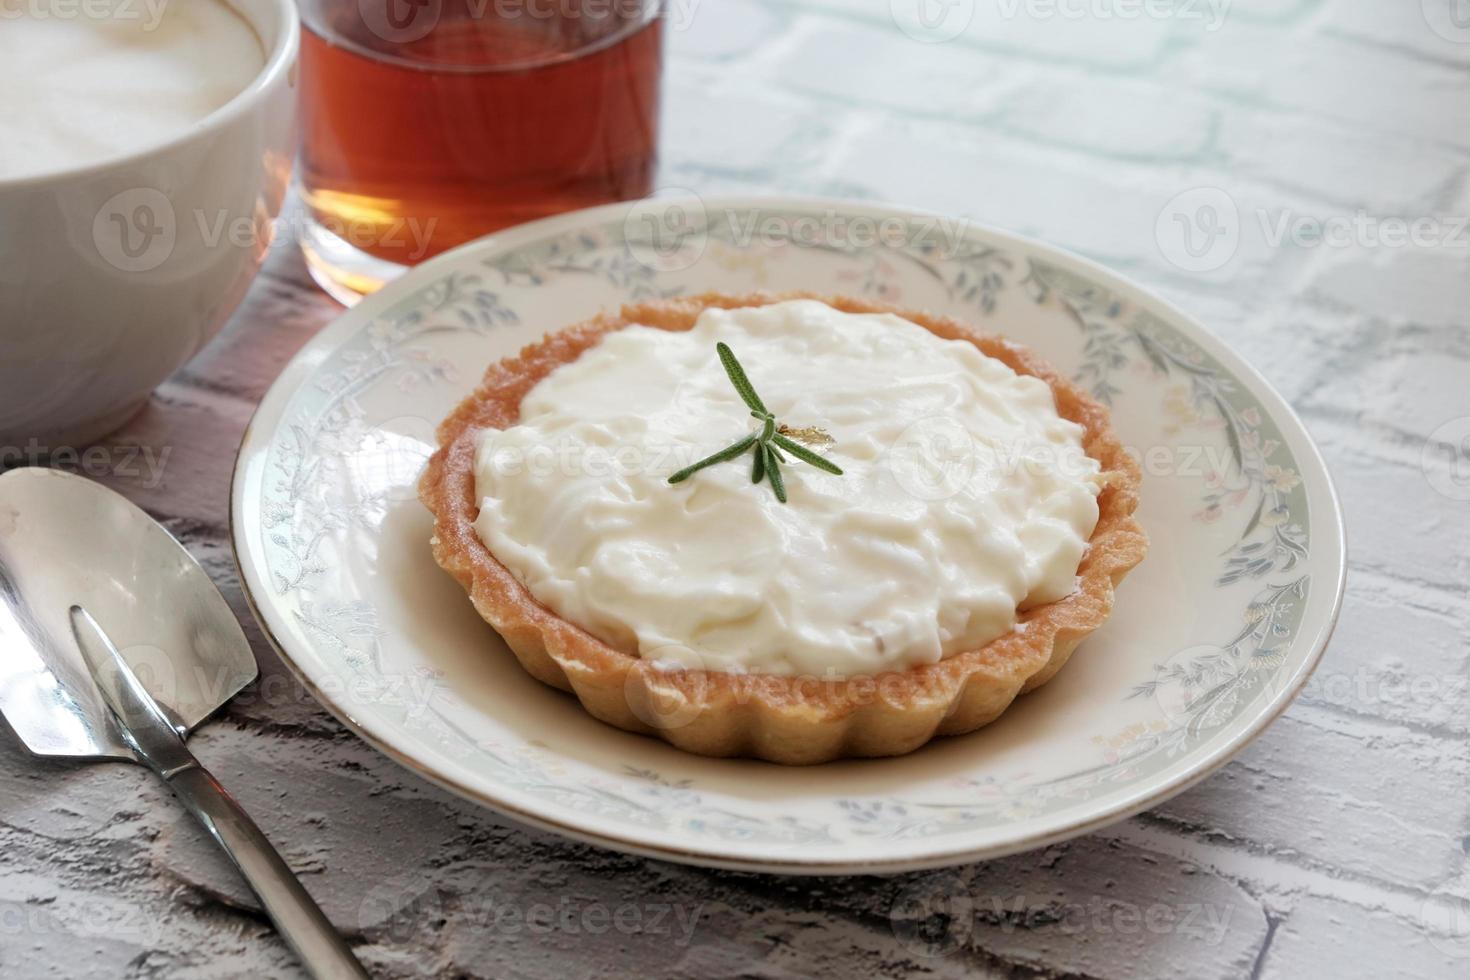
[0, 0, 265, 179]
[0, 0, 295, 448]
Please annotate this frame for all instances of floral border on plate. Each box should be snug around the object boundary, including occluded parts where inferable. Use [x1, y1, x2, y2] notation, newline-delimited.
[256, 208, 1312, 845]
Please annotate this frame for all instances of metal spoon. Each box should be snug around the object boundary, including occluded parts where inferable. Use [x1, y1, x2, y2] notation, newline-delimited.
[0, 467, 368, 980]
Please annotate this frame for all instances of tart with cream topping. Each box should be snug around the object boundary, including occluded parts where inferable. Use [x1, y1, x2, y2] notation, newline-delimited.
[420, 293, 1146, 764]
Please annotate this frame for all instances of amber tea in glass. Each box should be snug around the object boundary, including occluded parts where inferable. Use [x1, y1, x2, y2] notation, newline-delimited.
[297, 0, 663, 302]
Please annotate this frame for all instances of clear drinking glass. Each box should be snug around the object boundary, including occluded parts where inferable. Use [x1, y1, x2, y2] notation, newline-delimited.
[296, 0, 664, 303]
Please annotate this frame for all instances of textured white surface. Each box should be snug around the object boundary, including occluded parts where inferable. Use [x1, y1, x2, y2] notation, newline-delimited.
[2, 1, 1469, 976]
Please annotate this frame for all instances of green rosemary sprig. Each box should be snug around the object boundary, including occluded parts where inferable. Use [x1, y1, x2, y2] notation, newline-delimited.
[667, 342, 843, 502]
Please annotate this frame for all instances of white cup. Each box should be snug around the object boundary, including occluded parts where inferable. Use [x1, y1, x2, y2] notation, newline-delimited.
[0, 0, 299, 448]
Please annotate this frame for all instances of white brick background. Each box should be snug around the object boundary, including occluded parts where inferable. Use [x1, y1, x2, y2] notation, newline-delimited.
[3, 1, 1470, 976]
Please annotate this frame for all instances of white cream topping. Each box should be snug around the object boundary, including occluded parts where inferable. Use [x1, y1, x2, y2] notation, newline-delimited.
[473, 300, 1102, 678]
[0, 0, 264, 180]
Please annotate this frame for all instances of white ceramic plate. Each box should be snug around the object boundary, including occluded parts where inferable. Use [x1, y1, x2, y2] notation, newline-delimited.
[231, 197, 1345, 873]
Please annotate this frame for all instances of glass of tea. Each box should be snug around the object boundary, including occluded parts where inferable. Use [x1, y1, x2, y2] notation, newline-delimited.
[296, 0, 664, 303]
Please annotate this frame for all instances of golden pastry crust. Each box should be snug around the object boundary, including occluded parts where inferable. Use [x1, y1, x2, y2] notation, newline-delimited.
[419, 292, 1148, 764]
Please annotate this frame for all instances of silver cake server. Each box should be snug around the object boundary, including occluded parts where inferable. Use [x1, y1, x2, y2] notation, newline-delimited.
[0, 467, 368, 980]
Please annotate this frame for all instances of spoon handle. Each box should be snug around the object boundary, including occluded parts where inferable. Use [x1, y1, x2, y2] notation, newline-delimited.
[166, 762, 372, 980]
[67, 607, 369, 980]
